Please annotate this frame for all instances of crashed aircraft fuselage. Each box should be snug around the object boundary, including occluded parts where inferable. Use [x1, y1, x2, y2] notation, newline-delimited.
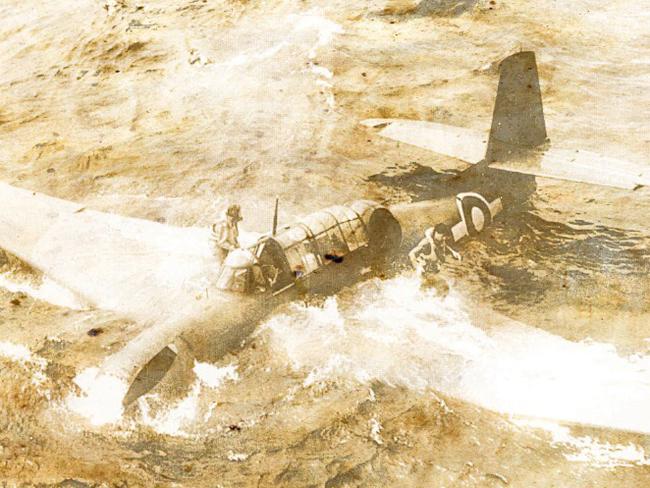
[2, 50, 568, 409]
[123, 177, 518, 405]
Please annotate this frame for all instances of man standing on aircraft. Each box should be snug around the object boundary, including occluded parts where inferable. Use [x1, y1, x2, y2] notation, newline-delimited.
[409, 223, 461, 276]
[210, 204, 242, 266]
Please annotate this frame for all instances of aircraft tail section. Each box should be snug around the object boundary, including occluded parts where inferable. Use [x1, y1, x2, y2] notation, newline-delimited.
[484, 51, 650, 189]
[362, 51, 650, 190]
[361, 51, 548, 167]
[485, 51, 547, 162]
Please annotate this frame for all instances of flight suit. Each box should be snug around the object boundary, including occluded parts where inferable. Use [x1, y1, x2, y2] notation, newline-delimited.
[210, 217, 239, 265]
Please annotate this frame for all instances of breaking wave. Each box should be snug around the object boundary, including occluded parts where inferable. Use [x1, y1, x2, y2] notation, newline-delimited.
[0, 272, 86, 310]
[261, 274, 650, 434]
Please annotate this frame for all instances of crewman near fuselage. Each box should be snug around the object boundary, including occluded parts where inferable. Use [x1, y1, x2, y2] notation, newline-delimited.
[210, 204, 242, 266]
[409, 223, 461, 276]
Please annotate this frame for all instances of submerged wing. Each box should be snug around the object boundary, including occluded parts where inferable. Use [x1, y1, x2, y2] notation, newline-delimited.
[361, 118, 487, 165]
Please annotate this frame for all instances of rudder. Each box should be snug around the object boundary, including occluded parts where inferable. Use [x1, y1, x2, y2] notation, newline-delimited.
[485, 51, 547, 162]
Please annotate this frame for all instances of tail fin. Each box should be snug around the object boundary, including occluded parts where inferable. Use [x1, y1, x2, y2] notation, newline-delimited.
[485, 51, 547, 162]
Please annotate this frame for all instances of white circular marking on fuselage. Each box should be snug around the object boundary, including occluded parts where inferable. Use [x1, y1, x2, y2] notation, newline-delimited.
[471, 206, 485, 232]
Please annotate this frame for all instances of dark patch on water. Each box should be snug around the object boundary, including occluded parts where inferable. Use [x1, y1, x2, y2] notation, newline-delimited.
[454, 210, 650, 308]
[569, 219, 593, 226]
[368, 162, 461, 202]
[376, 0, 479, 18]
[505, 213, 650, 276]
[482, 263, 547, 304]
[56, 480, 92, 488]
[368, 162, 536, 209]
[414, 0, 479, 17]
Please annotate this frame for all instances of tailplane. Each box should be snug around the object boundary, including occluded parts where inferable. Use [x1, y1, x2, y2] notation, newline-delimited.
[362, 51, 650, 190]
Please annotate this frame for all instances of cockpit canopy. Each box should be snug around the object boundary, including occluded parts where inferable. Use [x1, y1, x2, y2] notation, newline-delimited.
[274, 204, 369, 278]
[216, 201, 400, 294]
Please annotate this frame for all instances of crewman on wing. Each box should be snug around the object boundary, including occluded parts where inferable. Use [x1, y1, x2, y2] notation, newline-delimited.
[210, 204, 242, 265]
[409, 223, 461, 276]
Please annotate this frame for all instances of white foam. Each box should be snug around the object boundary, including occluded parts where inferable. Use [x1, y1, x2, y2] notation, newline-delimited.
[227, 451, 249, 462]
[0, 341, 34, 363]
[193, 361, 239, 389]
[66, 368, 127, 426]
[138, 381, 202, 437]
[0, 341, 48, 386]
[203, 401, 217, 422]
[135, 362, 239, 436]
[0, 272, 86, 310]
[265, 277, 490, 391]
[211, 13, 341, 70]
[311, 65, 334, 79]
[290, 13, 343, 59]
[263, 275, 650, 434]
[514, 419, 650, 468]
[369, 417, 384, 445]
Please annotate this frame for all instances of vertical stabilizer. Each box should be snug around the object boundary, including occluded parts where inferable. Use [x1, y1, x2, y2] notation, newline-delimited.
[486, 51, 547, 161]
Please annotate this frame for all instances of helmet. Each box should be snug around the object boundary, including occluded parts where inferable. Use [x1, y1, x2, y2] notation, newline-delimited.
[433, 223, 450, 236]
[226, 204, 242, 221]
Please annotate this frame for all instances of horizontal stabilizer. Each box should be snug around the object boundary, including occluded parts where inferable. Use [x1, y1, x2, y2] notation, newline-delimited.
[491, 148, 650, 190]
[362, 118, 487, 164]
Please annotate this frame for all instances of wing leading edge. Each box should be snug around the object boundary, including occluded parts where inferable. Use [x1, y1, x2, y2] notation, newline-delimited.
[0, 182, 222, 397]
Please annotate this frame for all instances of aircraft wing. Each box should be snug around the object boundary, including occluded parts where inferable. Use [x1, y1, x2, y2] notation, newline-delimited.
[490, 148, 650, 190]
[0, 182, 212, 321]
[361, 118, 487, 165]
[0, 182, 228, 402]
[363, 118, 650, 190]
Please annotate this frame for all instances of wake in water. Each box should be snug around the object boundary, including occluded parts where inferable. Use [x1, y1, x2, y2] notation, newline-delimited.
[262, 276, 489, 392]
[260, 274, 650, 434]
[463, 211, 650, 308]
